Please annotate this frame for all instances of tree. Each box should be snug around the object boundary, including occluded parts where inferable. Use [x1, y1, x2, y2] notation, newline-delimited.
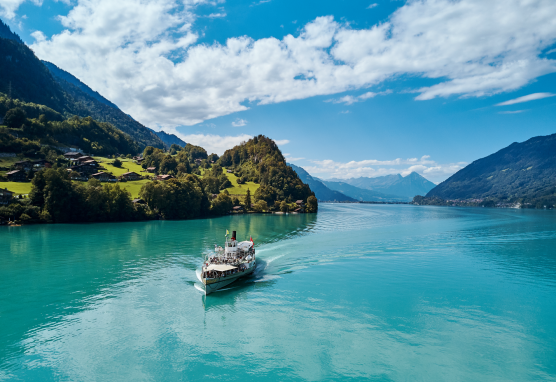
[210, 192, 233, 216]
[5, 107, 27, 128]
[113, 158, 122, 167]
[306, 195, 318, 213]
[252, 200, 268, 212]
[244, 188, 252, 210]
[280, 200, 288, 212]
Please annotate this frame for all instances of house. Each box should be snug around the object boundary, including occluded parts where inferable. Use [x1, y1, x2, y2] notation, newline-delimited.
[227, 169, 233, 173]
[232, 206, 243, 212]
[14, 160, 32, 171]
[121, 172, 141, 181]
[156, 174, 174, 181]
[194, 158, 202, 164]
[91, 172, 116, 182]
[132, 198, 145, 204]
[295, 200, 305, 212]
[64, 152, 82, 160]
[32, 159, 52, 169]
[67, 169, 89, 181]
[6, 170, 27, 182]
[146, 167, 156, 173]
[0, 188, 13, 205]
[77, 156, 94, 163]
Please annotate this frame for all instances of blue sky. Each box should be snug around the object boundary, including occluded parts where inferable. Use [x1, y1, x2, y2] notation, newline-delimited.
[2, 0, 556, 182]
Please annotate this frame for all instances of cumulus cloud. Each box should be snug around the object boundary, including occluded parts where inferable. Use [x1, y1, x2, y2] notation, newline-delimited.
[495, 92, 556, 106]
[0, 0, 41, 19]
[326, 90, 391, 105]
[303, 155, 465, 183]
[231, 118, 247, 127]
[367, 3, 378, 9]
[169, 131, 253, 155]
[274, 139, 290, 146]
[28, 0, 556, 128]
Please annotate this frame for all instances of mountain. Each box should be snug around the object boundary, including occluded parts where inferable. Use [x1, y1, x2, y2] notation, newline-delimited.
[320, 180, 408, 202]
[42, 61, 118, 109]
[42, 61, 164, 150]
[427, 133, 556, 201]
[149, 128, 187, 147]
[287, 163, 355, 202]
[0, 24, 165, 150]
[0, 19, 23, 44]
[329, 172, 436, 199]
[218, 135, 315, 205]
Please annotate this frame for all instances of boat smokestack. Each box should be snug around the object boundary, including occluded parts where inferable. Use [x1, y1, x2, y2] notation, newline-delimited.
[232, 231, 236, 240]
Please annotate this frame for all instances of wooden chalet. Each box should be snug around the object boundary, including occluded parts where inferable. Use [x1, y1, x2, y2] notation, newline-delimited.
[0, 188, 13, 205]
[132, 198, 145, 204]
[146, 167, 156, 173]
[91, 172, 116, 182]
[6, 170, 26, 182]
[14, 160, 32, 171]
[121, 172, 141, 181]
[67, 169, 89, 181]
[156, 174, 174, 181]
[232, 206, 243, 211]
[64, 151, 82, 160]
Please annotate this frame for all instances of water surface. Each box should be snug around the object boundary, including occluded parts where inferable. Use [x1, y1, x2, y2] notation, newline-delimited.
[1, 204, 556, 381]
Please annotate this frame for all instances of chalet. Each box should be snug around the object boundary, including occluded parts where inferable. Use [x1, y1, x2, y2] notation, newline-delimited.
[132, 198, 145, 204]
[32, 159, 52, 169]
[64, 152, 82, 160]
[91, 172, 116, 182]
[232, 206, 243, 212]
[14, 160, 32, 171]
[295, 200, 305, 212]
[0, 188, 13, 205]
[146, 167, 156, 173]
[121, 172, 141, 181]
[293, 208, 302, 213]
[194, 159, 202, 164]
[6, 170, 26, 182]
[77, 156, 94, 163]
[67, 169, 89, 181]
[227, 169, 233, 173]
[156, 174, 174, 181]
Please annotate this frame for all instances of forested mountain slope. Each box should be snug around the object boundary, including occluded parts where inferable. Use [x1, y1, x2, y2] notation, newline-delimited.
[288, 163, 355, 202]
[149, 128, 187, 147]
[218, 135, 315, 205]
[0, 24, 165, 150]
[427, 133, 556, 200]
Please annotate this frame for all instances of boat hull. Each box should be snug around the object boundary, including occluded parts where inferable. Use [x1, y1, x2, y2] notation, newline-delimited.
[202, 263, 255, 294]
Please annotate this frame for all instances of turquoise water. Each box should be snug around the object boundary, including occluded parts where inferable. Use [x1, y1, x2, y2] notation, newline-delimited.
[1, 204, 556, 381]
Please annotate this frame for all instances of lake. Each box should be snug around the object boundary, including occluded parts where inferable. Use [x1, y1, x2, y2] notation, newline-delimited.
[1, 204, 556, 381]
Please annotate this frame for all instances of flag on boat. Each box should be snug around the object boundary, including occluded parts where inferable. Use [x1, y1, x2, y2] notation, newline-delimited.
[250, 236, 253, 243]
[226, 229, 229, 236]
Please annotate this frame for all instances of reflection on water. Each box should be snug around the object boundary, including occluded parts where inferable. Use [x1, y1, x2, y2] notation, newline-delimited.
[1, 205, 556, 381]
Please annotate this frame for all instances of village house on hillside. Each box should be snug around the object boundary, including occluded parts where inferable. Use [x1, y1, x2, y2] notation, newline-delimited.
[121, 172, 141, 181]
[14, 160, 32, 171]
[91, 172, 116, 182]
[146, 167, 156, 173]
[0, 188, 13, 205]
[156, 174, 174, 181]
[32, 159, 52, 169]
[6, 170, 26, 182]
[64, 152, 82, 160]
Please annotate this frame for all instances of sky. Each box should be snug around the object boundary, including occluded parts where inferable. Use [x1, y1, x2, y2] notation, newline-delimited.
[1, 0, 556, 183]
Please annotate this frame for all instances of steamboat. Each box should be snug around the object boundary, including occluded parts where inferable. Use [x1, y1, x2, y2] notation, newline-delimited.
[200, 230, 256, 294]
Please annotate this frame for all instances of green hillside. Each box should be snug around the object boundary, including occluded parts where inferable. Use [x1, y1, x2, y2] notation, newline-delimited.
[426, 133, 556, 206]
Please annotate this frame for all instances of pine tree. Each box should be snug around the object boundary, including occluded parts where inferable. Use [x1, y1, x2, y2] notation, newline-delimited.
[244, 188, 252, 211]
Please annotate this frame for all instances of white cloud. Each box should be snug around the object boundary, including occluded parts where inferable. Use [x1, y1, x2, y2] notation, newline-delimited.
[0, 0, 41, 19]
[29, 0, 556, 128]
[284, 153, 304, 162]
[303, 155, 465, 183]
[170, 131, 253, 155]
[326, 90, 391, 105]
[495, 92, 555, 106]
[367, 3, 378, 9]
[274, 139, 290, 146]
[498, 110, 528, 114]
[231, 118, 247, 127]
